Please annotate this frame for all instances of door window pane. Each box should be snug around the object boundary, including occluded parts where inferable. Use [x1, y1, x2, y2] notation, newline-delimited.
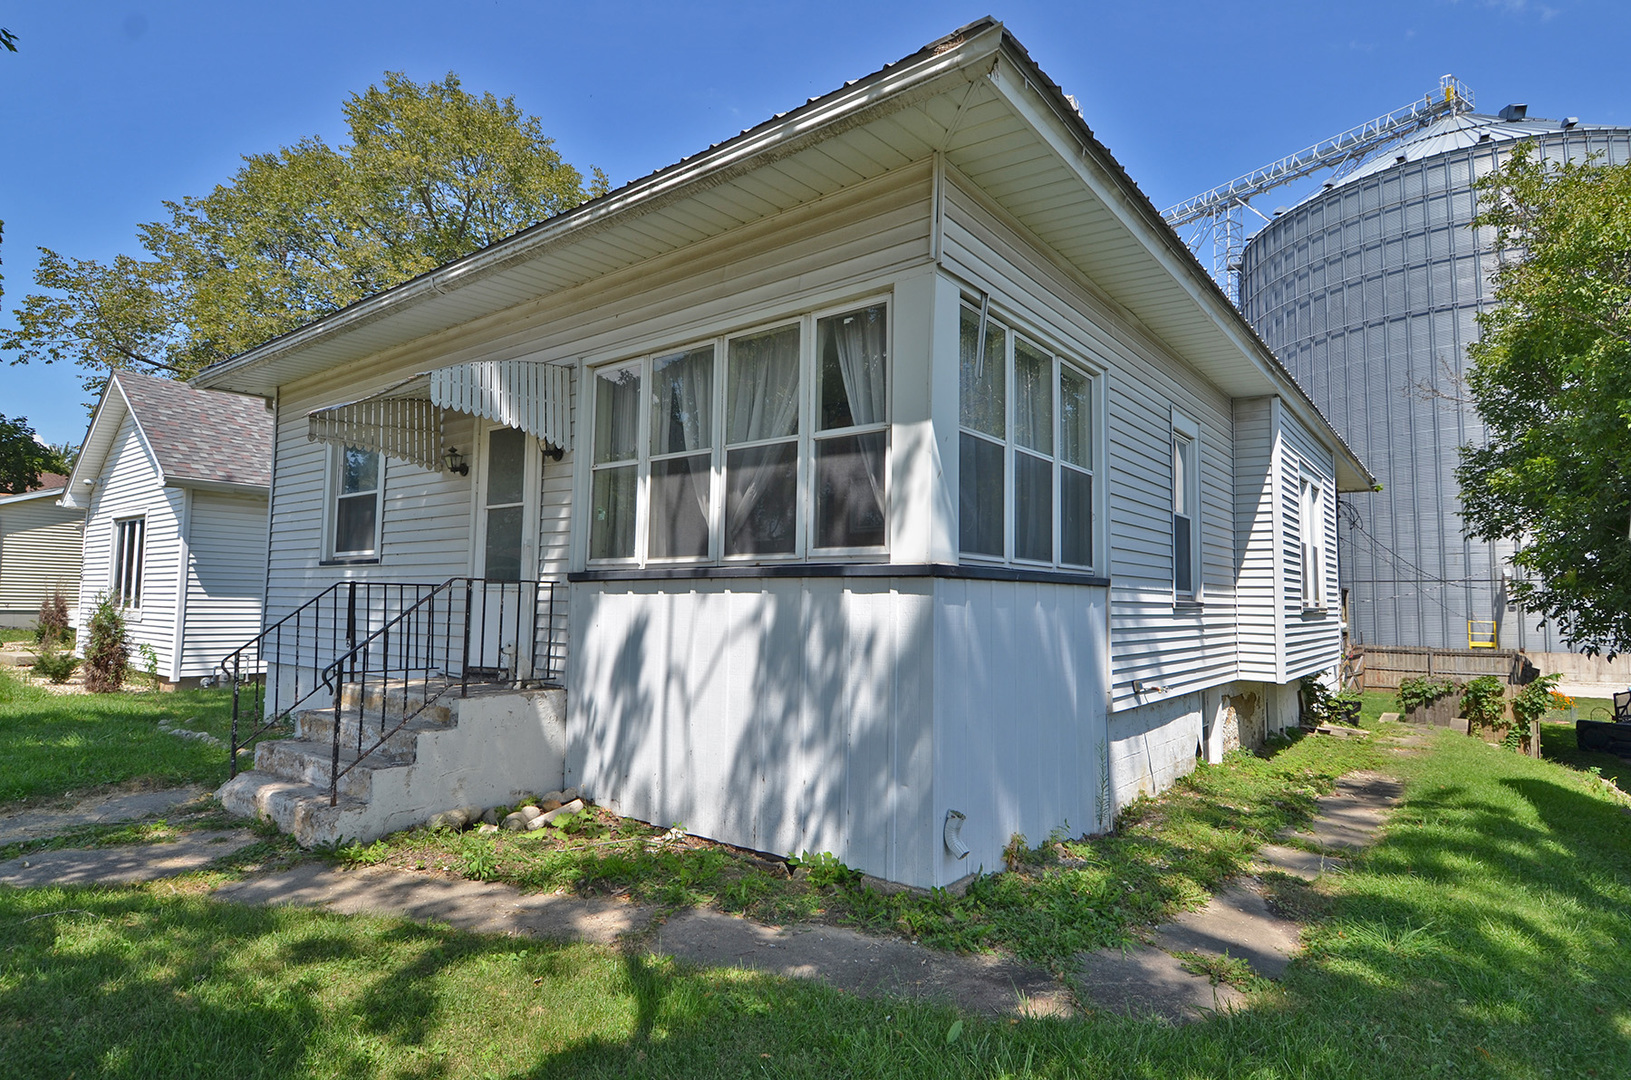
[486, 426, 526, 508]
[1015, 451, 1053, 562]
[1174, 513, 1194, 595]
[1060, 366, 1092, 469]
[590, 465, 637, 560]
[959, 306, 1006, 437]
[815, 431, 887, 549]
[1015, 339, 1053, 454]
[817, 305, 887, 430]
[335, 496, 377, 556]
[650, 454, 711, 559]
[1062, 468, 1093, 568]
[484, 505, 525, 582]
[959, 432, 1004, 556]
[342, 447, 379, 494]
[727, 325, 800, 443]
[651, 346, 713, 455]
[725, 442, 798, 555]
[593, 362, 641, 464]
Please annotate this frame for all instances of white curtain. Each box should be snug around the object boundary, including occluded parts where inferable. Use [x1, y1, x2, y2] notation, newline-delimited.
[651, 346, 712, 455]
[1014, 339, 1053, 454]
[594, 364, 641, 463]
[727, 326, 800, 443]
[828, 306, 888, 514]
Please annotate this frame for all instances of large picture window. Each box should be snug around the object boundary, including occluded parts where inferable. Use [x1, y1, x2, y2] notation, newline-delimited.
[588, 300, 889, 565]
[958, 303, 1098, 571]
[113, 517, 145, 608]
[331, 445, 382, 558]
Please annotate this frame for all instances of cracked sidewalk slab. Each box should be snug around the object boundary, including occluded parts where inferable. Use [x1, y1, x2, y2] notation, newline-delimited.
[0, 829, 258, 886]
[0, 786, 208, 846]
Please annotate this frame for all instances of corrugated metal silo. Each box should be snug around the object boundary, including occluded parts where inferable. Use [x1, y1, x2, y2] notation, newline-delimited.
[1239, 111, 1631, 652]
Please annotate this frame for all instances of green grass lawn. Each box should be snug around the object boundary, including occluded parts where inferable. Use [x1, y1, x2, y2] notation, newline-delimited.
[0, 667, 271, 804]
[3, 727, 1629, 1077]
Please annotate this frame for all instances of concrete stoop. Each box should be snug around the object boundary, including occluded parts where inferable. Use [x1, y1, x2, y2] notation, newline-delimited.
[218, 685, 568, 847]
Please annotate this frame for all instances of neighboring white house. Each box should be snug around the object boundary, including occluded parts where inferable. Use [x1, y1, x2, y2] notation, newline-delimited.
[60, 371, 273, 686]
[199, 19, 1372, 888]
[0, 475, 84, 629]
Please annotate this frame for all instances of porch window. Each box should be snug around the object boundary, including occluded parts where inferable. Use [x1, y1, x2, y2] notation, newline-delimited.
[958, 302, 1098, 571]
[587, 299, 889, 565]
[1300, 477, 1324, 608]
[1172, 418, 1199, 599]
[332, 446, 382, 558]
[113, 517, 145, 608]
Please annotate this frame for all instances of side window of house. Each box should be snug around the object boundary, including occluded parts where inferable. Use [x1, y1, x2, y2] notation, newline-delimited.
[1300, 477, 1324, 607]
[1171, 419, 1199, 598]
[957, 302, 1097, 570]
[588, 300, 888, 565]
[113, 516, 146, 608]
[332, 446, 382, 558]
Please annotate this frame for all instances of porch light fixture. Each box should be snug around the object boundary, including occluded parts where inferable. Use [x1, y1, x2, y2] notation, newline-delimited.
[441, 447, 470, 476]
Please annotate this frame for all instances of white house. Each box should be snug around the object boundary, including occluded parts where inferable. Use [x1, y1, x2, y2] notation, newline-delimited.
[0, 475, 84, 629]
[201, 19, 1371, 888]
[61, 370, 273, 686]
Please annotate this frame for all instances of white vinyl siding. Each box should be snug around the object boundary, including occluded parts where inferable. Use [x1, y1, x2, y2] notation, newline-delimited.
[264, 163, 935, 687]
[0, 495, 83, 623]
[75, 415, 183, 677]
[1280, 409, 1341, 680]
[938, 170, 1238, 709]
[1232, 398, 1280, 681]
[178, 491, 269, 678]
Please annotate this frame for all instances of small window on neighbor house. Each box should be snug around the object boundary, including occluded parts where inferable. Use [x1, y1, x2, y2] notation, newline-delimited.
[1301, 477, 1324, 608]
[1172, 427, 1198, 598]
[113, 517, 145, 608]
[332, 446, 382, 557]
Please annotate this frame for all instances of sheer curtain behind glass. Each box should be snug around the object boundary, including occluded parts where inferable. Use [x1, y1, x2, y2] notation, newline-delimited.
[726, 325, 800, 555]
[649, 346, 713, 558]
[959, 306, 1006, 556]
[816, 305, 887, 548]
[591, 363, 640, 560]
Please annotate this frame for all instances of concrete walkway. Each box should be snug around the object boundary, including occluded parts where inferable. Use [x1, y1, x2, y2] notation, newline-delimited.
[0, 752, 1407, 1022]
[0, 786, 208, 846]
[1074, 768, 1405, 1023]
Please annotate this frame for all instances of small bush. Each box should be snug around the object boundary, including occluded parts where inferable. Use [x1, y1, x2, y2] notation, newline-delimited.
[30, 640, 80, 683]
[1460, 675, 1508, 731]
[83, 594, 130, 693]
[34, 589, 71, 648]
[1397, 676, 1459, 713]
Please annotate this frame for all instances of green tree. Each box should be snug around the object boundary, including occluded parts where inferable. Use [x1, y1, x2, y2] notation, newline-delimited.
[0, 413, 69, 494]
[1457, 146, 1631, 654]
[3, 72, 609, 390]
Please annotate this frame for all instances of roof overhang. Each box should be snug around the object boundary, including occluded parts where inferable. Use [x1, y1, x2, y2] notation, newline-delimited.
[59, 377, 156, 510]
[0, 486, 71, 508]
[193, 18, 1372, 492]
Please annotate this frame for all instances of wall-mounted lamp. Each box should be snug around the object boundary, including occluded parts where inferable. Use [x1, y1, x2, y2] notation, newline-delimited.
[544, 442, 565, 463]
[441, 447, 470, 476]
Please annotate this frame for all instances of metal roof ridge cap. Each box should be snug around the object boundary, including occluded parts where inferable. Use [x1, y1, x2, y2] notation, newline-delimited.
[193, 25, 1003, 391]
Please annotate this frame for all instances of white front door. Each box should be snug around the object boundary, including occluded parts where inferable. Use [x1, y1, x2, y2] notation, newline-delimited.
[472, 424, 539, 677]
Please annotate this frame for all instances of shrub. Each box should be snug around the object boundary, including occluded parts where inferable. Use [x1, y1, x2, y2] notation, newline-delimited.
[1460, 675, 1508, 731]
[30, 640, 80, 683]
[1397, 676, 1459, 713]
[34, 589, 70, 648]
[83, 594, 130, 693]
[1302, 678, 1362, 726]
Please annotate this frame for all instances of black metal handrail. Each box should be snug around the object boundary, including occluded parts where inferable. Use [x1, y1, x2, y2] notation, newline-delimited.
[317, 578, 559, 805]
[222, 581, 446, 776]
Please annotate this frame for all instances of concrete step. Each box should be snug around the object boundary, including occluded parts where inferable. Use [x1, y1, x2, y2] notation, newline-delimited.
[253, 738, 414, 802]
[293, 707, 455, 759]
[339, 681, 457, 721]
[217, 770, 366, 847]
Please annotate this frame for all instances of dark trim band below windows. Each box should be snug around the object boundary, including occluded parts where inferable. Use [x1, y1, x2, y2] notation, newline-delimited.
[570, 562, 1111, 587]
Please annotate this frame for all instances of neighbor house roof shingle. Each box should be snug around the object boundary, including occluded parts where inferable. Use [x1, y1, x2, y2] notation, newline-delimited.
[113, 370, 273, 488]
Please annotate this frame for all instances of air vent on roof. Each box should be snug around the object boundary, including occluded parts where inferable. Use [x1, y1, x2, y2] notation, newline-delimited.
[1564, 116, 1579, 128]
[1499, 103, 1528, 122]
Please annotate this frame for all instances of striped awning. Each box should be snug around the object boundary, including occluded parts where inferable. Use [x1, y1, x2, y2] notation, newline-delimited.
[307, 361, 572, 471]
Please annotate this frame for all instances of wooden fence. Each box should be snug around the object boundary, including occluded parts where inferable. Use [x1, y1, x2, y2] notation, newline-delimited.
[1349, 644, 1530, 692]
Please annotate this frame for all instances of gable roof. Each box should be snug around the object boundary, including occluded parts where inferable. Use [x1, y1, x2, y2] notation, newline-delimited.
[192, 18, 1372, 491]
[60, 370, 273, 508]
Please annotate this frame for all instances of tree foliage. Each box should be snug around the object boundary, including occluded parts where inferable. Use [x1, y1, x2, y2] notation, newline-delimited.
[3, 72, 609, 390]
[1457, 146, 1631, 654]
[0, 413, 69, 494]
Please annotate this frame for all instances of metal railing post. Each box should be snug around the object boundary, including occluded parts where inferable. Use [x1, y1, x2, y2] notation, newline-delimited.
[461, 579, 474, 698]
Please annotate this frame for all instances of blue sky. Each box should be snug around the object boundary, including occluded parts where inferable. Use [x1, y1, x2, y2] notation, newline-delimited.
[3, 0, 1627, 447]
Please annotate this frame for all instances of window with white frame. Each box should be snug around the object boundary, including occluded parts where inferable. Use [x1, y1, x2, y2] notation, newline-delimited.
[958, 302, 1098, 570]
[331, 445, 383, 558]
[1300, 476, 1324, 608]
[113, 517, 145, 608]
[1171, 417, 1199, 598]
[588, 300, 888, 564]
